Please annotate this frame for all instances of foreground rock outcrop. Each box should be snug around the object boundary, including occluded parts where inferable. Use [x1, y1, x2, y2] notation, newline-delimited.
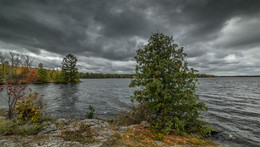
[0, 118, 217, 147]
[0, 118, 114, 147]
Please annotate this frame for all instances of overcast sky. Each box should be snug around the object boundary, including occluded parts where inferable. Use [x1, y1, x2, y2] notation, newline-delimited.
[0, 0, 260, 75]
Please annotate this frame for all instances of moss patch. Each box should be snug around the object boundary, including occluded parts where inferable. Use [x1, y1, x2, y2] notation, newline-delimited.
[0, 119, 49, 136]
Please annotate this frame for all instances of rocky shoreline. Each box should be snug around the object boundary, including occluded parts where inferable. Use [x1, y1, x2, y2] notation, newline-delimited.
[0, 118, 115, 147]
[0, 117, 219, 147]
[0, 118, 162, 147]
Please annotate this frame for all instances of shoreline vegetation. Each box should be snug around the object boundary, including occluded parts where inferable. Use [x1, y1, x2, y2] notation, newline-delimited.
[0, 33, 223, 146]
[0, 69, 218, 84]
[0, 108, 217, 146]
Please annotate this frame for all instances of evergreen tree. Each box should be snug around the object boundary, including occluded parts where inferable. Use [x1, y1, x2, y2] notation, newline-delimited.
[61, 54, 79, 83]
[129, 33, 211, 136]
[37, 63, 49, 83]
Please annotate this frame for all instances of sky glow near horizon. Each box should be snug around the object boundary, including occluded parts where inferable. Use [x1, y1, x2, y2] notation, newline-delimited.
[0, 0, 260, 75]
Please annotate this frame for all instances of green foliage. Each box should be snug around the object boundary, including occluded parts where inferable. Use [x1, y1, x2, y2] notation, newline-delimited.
[114, 105, 151, 126]
[0, 119, 14, 135]
[80, 72, 134, 79]
[0, 69, 4, 83]
[14, 92, 46, 122]
[0, 108, 6, 116]
[153, 132, 164, 141]
[129, 33, 212, 136]
[86, 105, 95, 119]
[0, 119, 49, 136]
[53, 70, 65, 83]
[61, 54, 79, 83]
[37, 63, 50, 83]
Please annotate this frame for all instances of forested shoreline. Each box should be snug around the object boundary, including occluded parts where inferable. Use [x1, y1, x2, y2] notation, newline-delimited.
[0, 53, 79, 84]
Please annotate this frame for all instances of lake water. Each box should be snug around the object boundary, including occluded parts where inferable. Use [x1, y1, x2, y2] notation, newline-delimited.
[0, 78, 259, 146]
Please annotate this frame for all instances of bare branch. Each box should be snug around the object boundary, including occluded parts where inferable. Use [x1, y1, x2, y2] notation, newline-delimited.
[22, 54, 34, 70]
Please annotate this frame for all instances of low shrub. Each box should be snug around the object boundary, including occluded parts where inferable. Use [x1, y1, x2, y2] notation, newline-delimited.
[0, 119, 15, 135]
[14, 92, 46, 122]
[113, 105, 151, 126]
[0, 108, 7, 116]
[0, 119, 49, 136]
[86, 105, 95, 119]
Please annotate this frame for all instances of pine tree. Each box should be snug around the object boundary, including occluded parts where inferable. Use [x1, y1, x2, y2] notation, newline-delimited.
[129, 33, 211, 136]
[61, 54, 79, 83]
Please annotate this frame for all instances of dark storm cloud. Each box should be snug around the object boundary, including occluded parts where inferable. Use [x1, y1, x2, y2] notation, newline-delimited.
[0, 0, 151, 60]
[0, 0, 259, 75]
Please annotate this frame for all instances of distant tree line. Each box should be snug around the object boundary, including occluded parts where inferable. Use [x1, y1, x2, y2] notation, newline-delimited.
[0, 51, 218, 84]
[197, 74, 218, 77]
[79, 73, 217, 79]
[0, 52, 79, 84]
[79, 73, 134, 79]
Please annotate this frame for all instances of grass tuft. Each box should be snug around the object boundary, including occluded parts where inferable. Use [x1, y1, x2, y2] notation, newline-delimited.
[103, 125, 218, 147]
[0, 118, 51, 136]
[59, 124, 95, 144]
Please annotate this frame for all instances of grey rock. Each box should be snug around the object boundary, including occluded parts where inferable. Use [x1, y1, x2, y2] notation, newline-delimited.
[8, 143, 16, 147]
[119, 126, 128, 132]
[56, 118, 69, 124]
[94, 136, 105, 140]
[140, 121, 150, 128]
[91, 125, 102, 130]
[80, 119, 102, 125]
[154, 141, 164, 146]
[1, 119, 115, 147]
[128, 125, 135, 129]
[19, 124, 35, 131]
[38, 124, 57, 135]
[0, 140, 7, 144]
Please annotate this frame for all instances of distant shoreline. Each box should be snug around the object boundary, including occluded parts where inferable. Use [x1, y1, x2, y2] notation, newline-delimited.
[214, 76, 260, 77]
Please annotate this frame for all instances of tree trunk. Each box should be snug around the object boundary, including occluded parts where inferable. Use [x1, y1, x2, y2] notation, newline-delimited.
[7, 107, 13, 119]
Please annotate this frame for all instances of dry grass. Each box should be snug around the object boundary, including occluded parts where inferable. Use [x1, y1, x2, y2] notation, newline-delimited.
[103, 124, 218, 147]
[59, 124, 95, 144]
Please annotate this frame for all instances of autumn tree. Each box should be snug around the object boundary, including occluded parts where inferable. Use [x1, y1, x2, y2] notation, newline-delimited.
[0, 53, 7, 72]
[129, 33, 211, 136]
[37, 63, 50, 83]
[53, 69, 64, 83]
[0, 69, 3, 83]
[13, 54, 22, 81]
[7, 52, 16, 80]
[61, 54, 79, 83]
[22, 55, 34, 71]
[0, 53, 6, 82]
[0, 70, 38, 119]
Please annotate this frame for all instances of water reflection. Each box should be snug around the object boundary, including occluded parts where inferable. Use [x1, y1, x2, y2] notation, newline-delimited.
[0, 78, 259, 146]
[53, 83, 80, 118]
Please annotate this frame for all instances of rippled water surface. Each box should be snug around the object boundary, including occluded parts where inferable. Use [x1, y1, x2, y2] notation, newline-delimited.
[197, 77, 260, 146]
[0, 78, 259, 146]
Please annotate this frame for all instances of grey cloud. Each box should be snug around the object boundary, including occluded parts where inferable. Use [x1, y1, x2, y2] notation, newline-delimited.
[0, 0, 260, 75]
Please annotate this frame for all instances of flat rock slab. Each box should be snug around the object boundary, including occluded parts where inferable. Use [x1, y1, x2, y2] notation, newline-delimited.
[0, 119, 114, 147]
